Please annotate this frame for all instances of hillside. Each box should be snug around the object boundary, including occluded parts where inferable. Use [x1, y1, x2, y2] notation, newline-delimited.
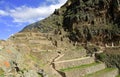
[22, 0, 120, 46]
[0, 0, 120, 77]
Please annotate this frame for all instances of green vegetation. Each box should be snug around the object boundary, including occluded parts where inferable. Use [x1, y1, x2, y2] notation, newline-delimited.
[0, 68, 4, 77]
[98, 53, 106, 61]
[38, 75, 42, 77]
[29, 54, 45, 67]
[116, 75, 120, 77]
[60, 62, 100, 72]
[84, 68, 117, 77]
[76, 46, 84, 50]
[29, 52, 49, 67]
[0, 74, 4, 77]
[71, 46, 85, 51]
[96, 52, 120, 71]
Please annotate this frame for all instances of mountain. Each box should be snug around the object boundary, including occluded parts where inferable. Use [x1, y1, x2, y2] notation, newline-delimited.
[21, 0, 120, 46]
[0, 0, 120, 77]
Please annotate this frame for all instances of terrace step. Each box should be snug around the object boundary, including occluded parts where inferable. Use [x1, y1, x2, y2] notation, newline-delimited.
[57, 48, 87, 61]
[28, 40, 51, 44]
[84, 68, 119, 77]
[60, 62, 106, 77]
[54, 57, 95, 70]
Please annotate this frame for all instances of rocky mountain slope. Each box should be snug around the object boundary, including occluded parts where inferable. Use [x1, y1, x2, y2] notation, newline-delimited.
[22, 0, 120, 46]
[0, 0, 120, 77]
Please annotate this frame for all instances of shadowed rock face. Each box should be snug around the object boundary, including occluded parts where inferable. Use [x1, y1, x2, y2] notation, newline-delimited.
[63, 0, 120, 45]
[21, 0, 120, 46]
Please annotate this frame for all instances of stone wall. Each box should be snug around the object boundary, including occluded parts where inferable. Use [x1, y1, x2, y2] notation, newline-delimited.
[28, 40, 52, 45]
[64, 63, 106, 77]
[87, 68, 119, 77]
[55, 57, 95, 70]
[58, 49, 87, 61]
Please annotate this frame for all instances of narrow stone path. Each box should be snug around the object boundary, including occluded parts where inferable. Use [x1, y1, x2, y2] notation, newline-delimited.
[54, 54, 65, 61]
[53, 57, 92, 64]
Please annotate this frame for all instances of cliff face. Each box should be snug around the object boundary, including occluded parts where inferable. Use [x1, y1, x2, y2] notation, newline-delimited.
[21, 0, 120, 46]
[63, 0, 120, 45]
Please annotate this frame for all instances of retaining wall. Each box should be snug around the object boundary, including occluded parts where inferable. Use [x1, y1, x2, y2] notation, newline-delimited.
[55, 57, 95, 70]
[64, 63, 106, 77]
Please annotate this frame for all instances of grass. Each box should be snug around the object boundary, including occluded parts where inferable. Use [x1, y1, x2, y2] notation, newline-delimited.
[0, 69, 4, 77]
[71, 46, 85, 52]
[38, 75, 42, 77]
[60, 62, 100, 72]
[76, 46, 85, 51]
[29, 54, 46, 67]
[0, 69, 4, 74]
[84, 68, 117, 77]
[116, 75, 120, 77]
[0, 74, 4, 77]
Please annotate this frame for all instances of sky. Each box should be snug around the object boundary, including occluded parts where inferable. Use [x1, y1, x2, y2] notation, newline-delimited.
[0, 0, 67, 40]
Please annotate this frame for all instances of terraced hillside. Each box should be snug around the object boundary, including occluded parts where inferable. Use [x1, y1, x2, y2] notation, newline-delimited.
[0, 31, 120, 77]
[0, 0, 120, 77]
[8, 32, 87, 77]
